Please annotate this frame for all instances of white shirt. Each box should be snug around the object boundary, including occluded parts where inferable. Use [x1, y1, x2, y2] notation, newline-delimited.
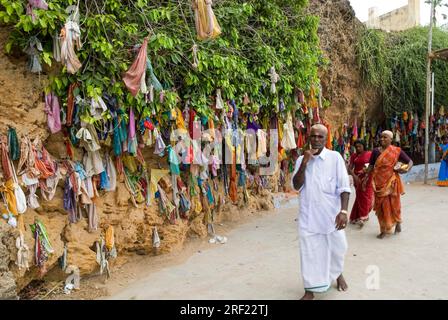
[291, 148, 351, 234]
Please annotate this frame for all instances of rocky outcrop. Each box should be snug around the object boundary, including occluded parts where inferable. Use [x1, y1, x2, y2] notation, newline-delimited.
[307, 0, 381, 127]
[0, 26, 48, 140]
[0, 224, 18, 299]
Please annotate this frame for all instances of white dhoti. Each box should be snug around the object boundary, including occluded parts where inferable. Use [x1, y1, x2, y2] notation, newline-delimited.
[299, 229, 347, 293]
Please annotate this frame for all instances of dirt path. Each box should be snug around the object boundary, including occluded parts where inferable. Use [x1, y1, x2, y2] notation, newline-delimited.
[95, 182, 447, 300]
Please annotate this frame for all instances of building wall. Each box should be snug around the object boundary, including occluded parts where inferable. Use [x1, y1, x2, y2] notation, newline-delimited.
[367, 0, 420, 31]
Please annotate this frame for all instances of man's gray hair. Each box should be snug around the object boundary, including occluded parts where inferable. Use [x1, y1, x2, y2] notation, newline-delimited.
[311, 124, 328, 135]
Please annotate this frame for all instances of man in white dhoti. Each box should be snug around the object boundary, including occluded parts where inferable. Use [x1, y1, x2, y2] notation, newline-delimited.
[292, 124, 351, 300]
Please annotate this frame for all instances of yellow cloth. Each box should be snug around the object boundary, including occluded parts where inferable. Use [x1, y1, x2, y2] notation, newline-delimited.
[0, 179, 18, 216]
[105, 226, 114, 251]
[122, 155, 138, 173]
[175, 108, 186, 130]
[193, 0, 222, 40]
[309, 86, 318, 108]
[278, 118, 283, 144]
[192, 195, 202, 214]
[150, 169, 169, 197]
[209, 119, 215, 140]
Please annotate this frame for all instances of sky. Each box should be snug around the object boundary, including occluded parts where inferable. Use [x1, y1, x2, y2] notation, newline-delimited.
[348, 0, 448, 26]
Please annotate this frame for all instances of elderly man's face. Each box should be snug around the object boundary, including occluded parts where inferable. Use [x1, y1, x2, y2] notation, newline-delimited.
[380, 133, 392, 147]
[310, 128, 326, 150]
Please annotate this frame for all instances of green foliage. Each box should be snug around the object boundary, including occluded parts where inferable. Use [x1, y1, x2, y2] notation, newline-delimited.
[0, 0, 322, 116]
[356, 26, 448, 117]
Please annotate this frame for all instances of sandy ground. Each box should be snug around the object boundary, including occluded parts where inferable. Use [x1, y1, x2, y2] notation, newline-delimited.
[95, 181, 448, 300]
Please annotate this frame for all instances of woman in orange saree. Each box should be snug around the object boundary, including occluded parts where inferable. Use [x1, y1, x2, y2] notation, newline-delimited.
[366, 130, 413, 239]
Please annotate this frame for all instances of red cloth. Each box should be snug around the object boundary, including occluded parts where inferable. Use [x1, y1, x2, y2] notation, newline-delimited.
[189, 108, 197, 139]
[0, 140, 12, 180]
[297, 129, 305, 148]
[123, 38, 148, 97]
[349, 151, 373, 222]
[66, 83, 78, 127]
[325, 122, 332, 149]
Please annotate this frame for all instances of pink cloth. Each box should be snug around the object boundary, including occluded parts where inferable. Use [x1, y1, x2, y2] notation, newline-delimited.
[45, 93, 62, 134]
[123, 39, 148, 96]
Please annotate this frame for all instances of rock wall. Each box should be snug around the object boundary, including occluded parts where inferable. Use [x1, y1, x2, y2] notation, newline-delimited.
[307, 0, 382, 128]
[0, 24, 277, 298]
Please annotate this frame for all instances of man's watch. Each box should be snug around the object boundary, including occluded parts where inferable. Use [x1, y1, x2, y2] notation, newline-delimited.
[340, 210, 348, 215]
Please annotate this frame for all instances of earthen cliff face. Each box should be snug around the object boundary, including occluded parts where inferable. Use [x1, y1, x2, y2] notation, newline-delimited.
[0, 0, 378, 299]
[308, 0, 381, 127]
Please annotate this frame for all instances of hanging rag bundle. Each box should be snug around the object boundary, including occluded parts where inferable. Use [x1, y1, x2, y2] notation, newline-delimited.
[0, 179, 18, 216]
[105, 225, 115, 251]
[104, 153, 117, 192]
[39, 169, 60, 202]
[45, 93, 62, 134]
[0, 136, 12, 180]
[27, 183, 40, 209]
[228, 151, 238, 203]
[192, 0, 222, 40]
[146, 57, 163, 93]
[178, 191, 191, 218]
[128, 107, 138, 155]
[63, 177, 79, 223]
[154, 128, 166, 156]
[168, 145, 180, 175]
[123, 39, 148, 96]
[296, 127, 305, 149]
[205, 181, 214, 205]
[191, 44, 199, 69]
[175, 107, 187, 130]
[312, 105, 321, 123]
[246, 128, 257, 163]
[157, 184, 177, 224]
[325, 122, 333, 150]
[269, 66, 280, 94]
[112, 114, 123, 156]
[152, 227, 161, 248]
[26, 0, 48, 21]
[211, 153, 220, 177]
[60, 14, 82, 74]
[66, 83, 78, 127]
[96, 238, 110, 278]
[90, 96, 108, 120]
[8, 127, 20, 161]
[149, 169, 169, 204]
[215, 89, 224, 109]
[30, 219, 54, 273]
[281, 113, 297, 151]
[33, 143, 56, 180]
[53, 32, 61, 62]
[76, 123, 101, 152]
[15, 232, 30, 270]
[360, 117, 366, 140]
[24, 36, 43, 73]
[352, 119, 358, 141]
[256, 129, 268, 158]
[88, 204, 98, 232]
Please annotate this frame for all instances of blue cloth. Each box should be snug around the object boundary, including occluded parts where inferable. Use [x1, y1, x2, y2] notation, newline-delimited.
[167, 146, 180, 175]
[438, 143, 448, 184]
[74, 162, 87, 180]
[100, 170, 111, 190]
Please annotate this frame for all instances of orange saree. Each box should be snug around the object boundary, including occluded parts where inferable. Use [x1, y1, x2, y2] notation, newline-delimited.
[372, 145, 405, 234]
